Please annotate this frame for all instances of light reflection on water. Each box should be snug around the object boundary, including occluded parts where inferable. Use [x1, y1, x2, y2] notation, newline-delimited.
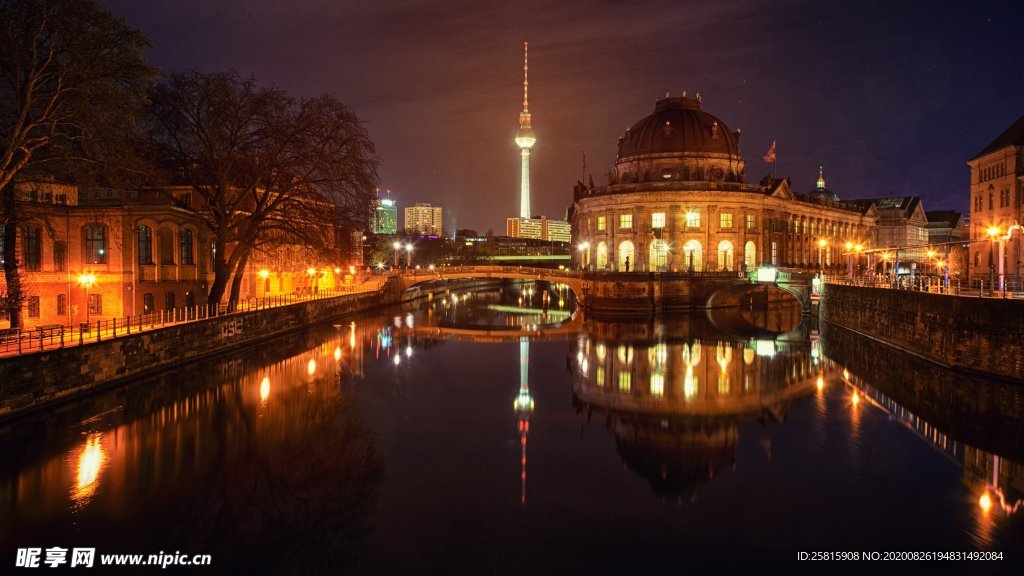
[0, 280, 1021, 571]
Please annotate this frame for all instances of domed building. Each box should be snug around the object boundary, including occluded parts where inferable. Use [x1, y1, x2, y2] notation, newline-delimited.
[571, 94, 877, 272]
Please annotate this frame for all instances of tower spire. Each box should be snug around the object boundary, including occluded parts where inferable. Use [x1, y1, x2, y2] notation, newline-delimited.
[522, 41, 529, 113]
[817, 165, 826, 189]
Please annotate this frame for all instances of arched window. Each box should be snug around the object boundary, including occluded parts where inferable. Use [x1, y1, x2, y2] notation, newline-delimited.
[137, 225, 153, 265]
[717, 240, 734, 271]
[683, 240, 702, 271]
[617, 241, 635, 272]
[744, 241, 757, 270]
[596, 242, 608, 270]
[648, 240, 669, 272]
[83, 224, 107, 264]
[180, 228, 194, 265]
[159, 228, 174, 265]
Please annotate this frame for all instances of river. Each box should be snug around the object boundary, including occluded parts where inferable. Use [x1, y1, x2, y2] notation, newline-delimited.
[1, 280, 1021, 573]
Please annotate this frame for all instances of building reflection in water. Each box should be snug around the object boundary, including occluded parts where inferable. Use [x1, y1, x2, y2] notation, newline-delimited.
[570, 313, 827, 500]
[838, 368, 1023, 544]
[0, 320, 384, 573]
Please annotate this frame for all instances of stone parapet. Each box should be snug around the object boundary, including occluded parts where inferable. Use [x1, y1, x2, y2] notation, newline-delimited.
[820, 283, 1024, 381]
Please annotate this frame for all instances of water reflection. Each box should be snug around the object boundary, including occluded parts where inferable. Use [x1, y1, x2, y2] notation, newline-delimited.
[2, 281, 1023, 571]
[0, 322, 385, 573]
[570, 312, 828, 498]
[838, 367, 1024, 547]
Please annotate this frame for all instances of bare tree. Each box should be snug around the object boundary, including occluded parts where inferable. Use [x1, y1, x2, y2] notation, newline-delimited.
[146, 71, 379, 307]
[0, 0, 153, 327]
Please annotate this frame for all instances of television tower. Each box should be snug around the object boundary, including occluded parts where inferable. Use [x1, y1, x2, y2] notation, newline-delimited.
[514, 41, 535, 219]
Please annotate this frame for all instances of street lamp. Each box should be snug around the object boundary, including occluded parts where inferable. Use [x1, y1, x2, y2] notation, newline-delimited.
[817, 238, 827, 275]
[405, 243, 413, 267]
[577, 241, 590, 270]
[392, 241, 401, 268]
[987, 226, 1000, 292]
[307, 267, 317, 295]
[77, 273, 97, 324]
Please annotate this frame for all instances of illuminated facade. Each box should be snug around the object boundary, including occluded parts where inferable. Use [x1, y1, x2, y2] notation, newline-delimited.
[0, 184, 208, 328]
[506, 215, 571, 243]
[1, 183, 361, 329]
[967, 114, 1024, 283]
[371, 198, 398, 235]
[570, 95, 877, 272]
[404, 203, 443, 236]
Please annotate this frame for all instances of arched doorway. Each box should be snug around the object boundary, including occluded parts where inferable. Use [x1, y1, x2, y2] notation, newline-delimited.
[596, 242, 608, 270]
[648, 240, 669, 272]
[744, 241, 756, 271]
[617, 240, 635, 272]
[682, 240, 702, 272]
[717, 240, 734, 271]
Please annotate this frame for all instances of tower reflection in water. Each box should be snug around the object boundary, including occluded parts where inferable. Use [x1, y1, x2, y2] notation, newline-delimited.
[570, 314, 830, 500]
[514, 336, 534, 505]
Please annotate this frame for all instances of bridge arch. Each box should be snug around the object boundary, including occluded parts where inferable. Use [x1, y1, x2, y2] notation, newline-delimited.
[703, 282, 810, 314]
[394, 266, 585, 301]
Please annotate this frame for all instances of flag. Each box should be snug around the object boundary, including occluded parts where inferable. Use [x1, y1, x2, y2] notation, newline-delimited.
[762, 140, 776, 164]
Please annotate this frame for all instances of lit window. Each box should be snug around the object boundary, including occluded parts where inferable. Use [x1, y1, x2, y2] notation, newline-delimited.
[597, 216, 606, 231]
[650, 372, 665, 397]
[596, 366, 605, 387]
[720, 213, 733, 229]
[618, 370, 631, 392]
[651, 212, 666, 229]
[619, 214, 633, 229]
[746, 214, 755, 229]
[84, 225, 107, 264]
[685, 211, 701, 228]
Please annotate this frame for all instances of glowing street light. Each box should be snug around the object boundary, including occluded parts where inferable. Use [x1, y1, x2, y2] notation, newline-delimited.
[392, 241, 402, 268]
[817, 238, 828, 273]
[77, 273, 97, 323]
[577, 241, 590, 270]
[405, 243, 413, 267]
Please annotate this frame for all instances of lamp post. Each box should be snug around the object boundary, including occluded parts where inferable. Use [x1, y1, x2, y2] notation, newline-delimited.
[405, 243, 413, 268]
[926, 249, 936, 286]
[986, 226, 999, 292]
[392, 241, 401, 268]
[307, 267, 317, 295]
[77, 273, 96, 324]
[817, 239, 827, 276]
[844, 242, 854, 278]
[577, 241, 589, 270]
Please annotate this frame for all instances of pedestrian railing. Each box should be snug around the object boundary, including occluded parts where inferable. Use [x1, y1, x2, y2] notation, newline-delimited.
[0, 278, 388, 357]
[824, 276, 1024, 300]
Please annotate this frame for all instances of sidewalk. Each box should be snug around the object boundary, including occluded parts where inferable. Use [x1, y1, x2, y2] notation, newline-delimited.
[0, 278, 387, 358]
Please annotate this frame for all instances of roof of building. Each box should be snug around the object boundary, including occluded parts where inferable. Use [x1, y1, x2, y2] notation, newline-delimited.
[972, 113, 1024, 160]
[616, 95, 741, 161]
[848, 196, 921, 218]
[925, 210, 963, 227]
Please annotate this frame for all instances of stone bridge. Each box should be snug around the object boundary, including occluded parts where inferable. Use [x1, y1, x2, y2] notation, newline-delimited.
[391, 265, 815, 315]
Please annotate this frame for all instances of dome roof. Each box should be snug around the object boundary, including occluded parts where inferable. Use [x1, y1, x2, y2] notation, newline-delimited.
[616, 95, 741, 161]
[807, 187, 840, 202]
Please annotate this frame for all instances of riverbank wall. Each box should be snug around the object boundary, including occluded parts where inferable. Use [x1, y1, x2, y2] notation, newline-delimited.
[820, 283, 1024, 382]
[0, 281, 405, 420]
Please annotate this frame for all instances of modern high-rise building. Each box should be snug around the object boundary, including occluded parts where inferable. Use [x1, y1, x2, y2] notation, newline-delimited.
[404, 203, 443, 236]
[506, 215, 571, 243]
[514, 41, 535, 220]
[371, 197, 398, 235]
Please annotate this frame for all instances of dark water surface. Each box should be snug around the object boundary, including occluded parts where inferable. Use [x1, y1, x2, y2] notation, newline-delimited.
[1, 281, 1021, 574]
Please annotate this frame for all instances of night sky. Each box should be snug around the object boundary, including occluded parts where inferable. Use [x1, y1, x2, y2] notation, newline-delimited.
[102, 0, 1022, 234]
